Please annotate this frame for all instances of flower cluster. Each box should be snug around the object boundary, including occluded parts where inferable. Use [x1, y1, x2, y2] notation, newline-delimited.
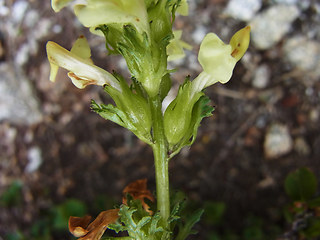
[47, 0, 250, 152]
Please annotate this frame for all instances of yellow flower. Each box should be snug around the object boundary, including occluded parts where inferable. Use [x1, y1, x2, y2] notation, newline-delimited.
[176, 0, 188, 16]
[192, 26, 250, 92]
[51, 0, 150, 36]
[166, 30, 192, 61]
[51, 0, 73, 12]
[46, 36, 121, 91]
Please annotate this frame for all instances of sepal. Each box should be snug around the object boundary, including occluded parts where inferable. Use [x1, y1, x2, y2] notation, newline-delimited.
[97, 24, 168, 97]
[92, 73, 152, 144]
[164, 79, 213, 153]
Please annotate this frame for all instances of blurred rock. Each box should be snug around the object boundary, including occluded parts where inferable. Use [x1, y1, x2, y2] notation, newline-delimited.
[309, 108, 319, 123]
[252, 64, 270, 89]
[26, 146, 42, 173]
[0, 63, 42, 125]
[250, 4, 300, 50]
[11, 0, 28, 24]
[272, 0, 298, 4]
[264, 123, 293, 159]
[224, 0, 262, 21]
[294, 137, 311, 156]
[0, 0, 9, 17]
[192, 25, 207, 44]
[283, 36, 320, 79]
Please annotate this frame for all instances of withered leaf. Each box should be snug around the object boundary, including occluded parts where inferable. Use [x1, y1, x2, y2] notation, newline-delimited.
[69, 209, 119, 240]
[122, 178, 155, 214]
[69, 215, 92, 237]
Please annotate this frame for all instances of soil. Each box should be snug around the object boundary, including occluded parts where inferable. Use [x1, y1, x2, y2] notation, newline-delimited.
[0, 0, 320, 240]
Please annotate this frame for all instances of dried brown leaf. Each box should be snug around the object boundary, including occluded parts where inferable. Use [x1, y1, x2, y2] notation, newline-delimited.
[69, 215, 92, 237]
[122, 178, 154, 214]
[69, 209, 119, 240]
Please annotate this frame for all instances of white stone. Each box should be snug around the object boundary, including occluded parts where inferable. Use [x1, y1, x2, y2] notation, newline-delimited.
[0, 63, 42, 125]
[250, 4, 300, 50]
[24, 9, 39, 28]
[264, 124, 293, 159]
[252, 64, 270, 89]
[294, 137, 311, 156]
[224, 0, 262, 21]
[0, 0, 9, 16]
[11, 0, 28, 23]
[192, 25, 207, 44]
[26, 146, 42, 173]
[283, 36, 320, 78]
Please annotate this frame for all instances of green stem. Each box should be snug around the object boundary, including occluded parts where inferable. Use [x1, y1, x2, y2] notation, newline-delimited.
[150, 95, 170, 224]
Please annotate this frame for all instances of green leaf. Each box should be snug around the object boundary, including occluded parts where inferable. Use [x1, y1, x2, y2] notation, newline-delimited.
[284, 167, 318, 201]
[6, 232, 25, 240]
[30, 220, 51, 240]
[137, 216, 152, 229]
[149, 213, 164, 234]
[204, 201, 226, 226]
[52, 199, 87, 231]
[0, 180, 23, 207]
[175, 209, 204, 240]
[303, 217, 320, 238]
[101, 238, 134, 240]
[308, 197, 320, 208]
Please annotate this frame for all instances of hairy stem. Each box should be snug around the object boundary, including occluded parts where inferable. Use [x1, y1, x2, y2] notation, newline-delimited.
[150, 95, 170, 224]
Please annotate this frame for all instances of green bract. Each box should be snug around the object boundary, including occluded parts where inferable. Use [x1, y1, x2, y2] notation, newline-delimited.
[92, 75, 153, 144]
[164, 80, 202, 149]
[163, 80, 213, 153]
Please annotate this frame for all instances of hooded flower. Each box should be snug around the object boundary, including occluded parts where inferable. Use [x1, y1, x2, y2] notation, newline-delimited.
[51, 0, 150, 36]
[46, 36, 121, 91]
[51, 0, 74, 12]
[192, 26, 250, 92]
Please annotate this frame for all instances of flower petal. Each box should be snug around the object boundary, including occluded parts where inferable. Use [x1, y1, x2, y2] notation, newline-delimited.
[167, 30, 192, 61]
[70, 35, 93, 64]
[51, 0, 73, 12]
[198, 33, 237, 85]
[229, 26, 251, 61]
[176, 0, 189, 16]
[74, 0, 149, 35]
[46, 40, 121, 91]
